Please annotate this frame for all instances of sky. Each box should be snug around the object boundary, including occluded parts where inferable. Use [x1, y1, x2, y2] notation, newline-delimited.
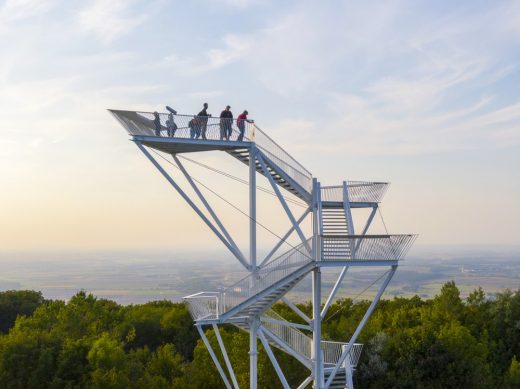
[1, 0, 519, 255]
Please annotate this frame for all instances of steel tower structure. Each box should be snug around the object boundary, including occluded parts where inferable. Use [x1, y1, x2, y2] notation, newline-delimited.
[110, 109, 416, 389]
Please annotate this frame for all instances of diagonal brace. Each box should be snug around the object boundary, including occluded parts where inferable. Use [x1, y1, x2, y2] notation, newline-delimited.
[257, 153, 310, 251]
[196, 325, 232, 389]
[173, 155, 247, 266]
[136, 142, 249, 270]
[321, 266, 349, 319]
[324, 266, 397, 389]
[260, 207, 311, 267]
[212, 324, 239, 389]
[258, 327, 290, 389]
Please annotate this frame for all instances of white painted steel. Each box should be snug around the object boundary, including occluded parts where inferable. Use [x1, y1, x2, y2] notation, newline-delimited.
[111, 109, 418, 389]
[260, 208, 311, 267]
[213, 324, 240, 389]
[173, 155, 247, 267]
[321, 234, 416, 262]
[184, 239, 312, 321]
[258, 328, 291, 389]
[321, 182, 388, 203]
[197, 326, 232, 389]
[324, 267, 397, 389]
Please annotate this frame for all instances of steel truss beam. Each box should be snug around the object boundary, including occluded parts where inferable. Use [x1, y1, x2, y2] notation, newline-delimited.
[136, 142, 249, 270]
[324, 265, 397, 389]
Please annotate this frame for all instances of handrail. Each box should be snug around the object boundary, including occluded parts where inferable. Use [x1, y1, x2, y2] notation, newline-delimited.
[263, 309, 363, 367]
[184, 239, 313, 321]
[321, 182, 389, 203]
[320, 234, 417, 261]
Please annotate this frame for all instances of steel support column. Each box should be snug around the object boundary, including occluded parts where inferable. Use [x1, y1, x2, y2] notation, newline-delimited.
[249, 145, 258, 389]
[250, 317, 259, 389]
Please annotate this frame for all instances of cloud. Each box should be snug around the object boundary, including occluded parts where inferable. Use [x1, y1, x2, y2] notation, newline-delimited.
[209, 0, 264, 8]
[0, 0, 56, 27]
[78, 0, 148, 44]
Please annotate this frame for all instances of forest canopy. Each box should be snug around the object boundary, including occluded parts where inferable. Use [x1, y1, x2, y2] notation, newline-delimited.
[1, 282, 520, 388]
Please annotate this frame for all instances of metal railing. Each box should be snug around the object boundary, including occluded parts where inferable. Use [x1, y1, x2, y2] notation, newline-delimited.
[183, 292, 221, 321]
[110, 109, 313, 194]
[262, 309, 311, 360]
[321, 234, 417, 261]
[263, 310, 363, 367]
[322, 341, 363, 367]
[184, 239, 313, 321]
[321, 181, 388, 203]
[221, 239, 313, 313]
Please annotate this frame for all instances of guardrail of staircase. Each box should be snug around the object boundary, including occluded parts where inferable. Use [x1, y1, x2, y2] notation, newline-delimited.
[322, 341, 363, 367]
[220, 239, 313, 313]
[263, 309, 312, 360]
[321, 181, 388, 203]
[183, 291, 221, 321]
[110, 109, 313, 194]
[251, 123, 313, 193]
[320, 234, 417, 261]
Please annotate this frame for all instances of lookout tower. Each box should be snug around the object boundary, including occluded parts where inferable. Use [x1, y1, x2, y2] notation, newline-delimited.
[110, 109, 416, 389]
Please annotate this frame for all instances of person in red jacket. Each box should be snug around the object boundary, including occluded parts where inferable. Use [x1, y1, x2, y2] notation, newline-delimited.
[236, 110, 254, 141]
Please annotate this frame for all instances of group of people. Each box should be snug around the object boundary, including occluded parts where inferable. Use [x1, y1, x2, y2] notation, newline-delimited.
[152, 104, 254, 141]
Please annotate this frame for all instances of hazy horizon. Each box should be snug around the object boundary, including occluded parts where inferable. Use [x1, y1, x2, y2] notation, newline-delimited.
[1, 0, 519, 253]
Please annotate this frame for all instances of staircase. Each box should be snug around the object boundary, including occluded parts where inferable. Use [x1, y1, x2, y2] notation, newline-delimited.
[321, 205, 353, 261]
[184, 239, 315, 322]
[228, 148, 311, 202]
[233, 308, 363, 378]
[324, 370, 349, 389]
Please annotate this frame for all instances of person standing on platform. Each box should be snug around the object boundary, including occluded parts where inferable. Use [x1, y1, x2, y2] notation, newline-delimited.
[219, 105, 233, 140]
[236, 110, 254, 142]
[198, 103, 211, 140]
[166, 106, 177, 137]
[153, 111, 161, 136]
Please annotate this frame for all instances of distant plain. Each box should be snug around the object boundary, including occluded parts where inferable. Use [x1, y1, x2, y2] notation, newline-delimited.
[1, 245, 519, 304]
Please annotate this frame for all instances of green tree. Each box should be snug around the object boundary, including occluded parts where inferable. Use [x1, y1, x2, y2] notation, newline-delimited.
[0, 290, 44, 333]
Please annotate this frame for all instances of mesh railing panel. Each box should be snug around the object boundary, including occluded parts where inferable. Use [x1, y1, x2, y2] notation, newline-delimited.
[263, 310, 363, 366]
[321, 181, 388, 203]
[183, 292, 220, 321]
[321, 234, 416, 261]
[322, 341, 363, 367]
[263, 309, 311, 359]
[221, 240, 313, 312]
